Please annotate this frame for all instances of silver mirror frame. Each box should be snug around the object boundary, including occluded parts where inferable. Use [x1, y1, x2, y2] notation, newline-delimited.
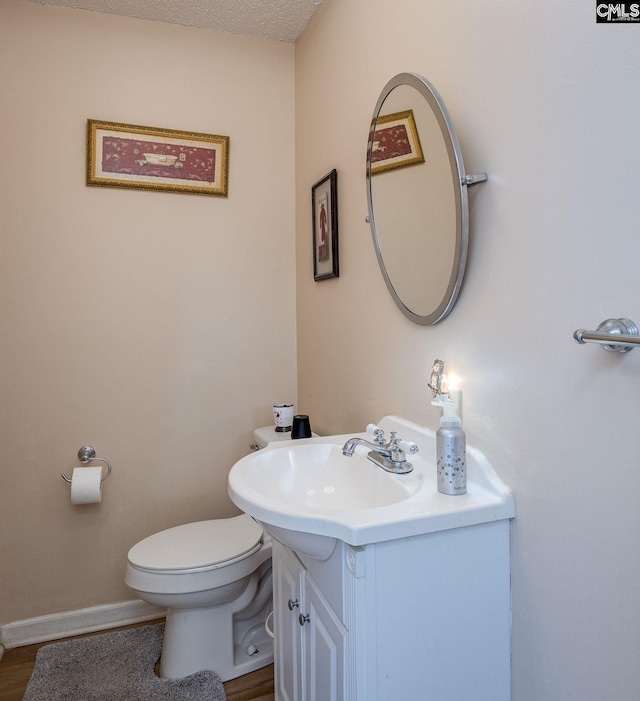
[366, 72, 486, 325]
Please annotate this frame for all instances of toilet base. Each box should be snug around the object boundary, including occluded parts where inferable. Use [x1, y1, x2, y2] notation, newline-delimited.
[158, 567, 274, 682]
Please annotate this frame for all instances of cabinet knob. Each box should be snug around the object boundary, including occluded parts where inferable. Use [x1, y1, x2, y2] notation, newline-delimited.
[299, 613, 310, 626]
[288, 598, 299, 610]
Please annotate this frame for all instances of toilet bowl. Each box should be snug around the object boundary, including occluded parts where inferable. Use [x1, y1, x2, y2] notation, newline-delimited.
[124, 425, 298, 681]
[125, 513, 273, 682]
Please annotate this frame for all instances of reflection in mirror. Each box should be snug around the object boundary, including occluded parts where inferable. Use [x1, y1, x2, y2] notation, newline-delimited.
[366, 73, 486, 325]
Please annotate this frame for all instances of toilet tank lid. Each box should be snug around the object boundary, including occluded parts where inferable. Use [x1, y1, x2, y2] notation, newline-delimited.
[127, 514, 263, 571]
[253, 425, 318, 447]
[253, 426, 293, 448]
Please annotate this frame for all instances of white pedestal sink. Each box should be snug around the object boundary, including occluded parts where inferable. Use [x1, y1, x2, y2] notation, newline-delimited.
[228, 416, 515, 701]
[229, 415, 514, 558]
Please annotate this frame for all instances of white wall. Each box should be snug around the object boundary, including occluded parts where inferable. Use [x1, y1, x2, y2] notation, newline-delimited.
[0, 0, 296, 622]
[295, 1, 640, 699]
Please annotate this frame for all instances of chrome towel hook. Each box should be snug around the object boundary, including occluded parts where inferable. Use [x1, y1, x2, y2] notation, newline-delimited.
[61, 446, 112, 483]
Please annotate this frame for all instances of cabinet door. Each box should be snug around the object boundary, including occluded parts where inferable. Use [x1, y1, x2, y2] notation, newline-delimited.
[302, 572, 348, 701]
[274, 543, 303, 701]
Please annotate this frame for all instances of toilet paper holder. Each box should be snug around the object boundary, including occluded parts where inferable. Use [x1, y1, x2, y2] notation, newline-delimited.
[61, 446, 112, 484]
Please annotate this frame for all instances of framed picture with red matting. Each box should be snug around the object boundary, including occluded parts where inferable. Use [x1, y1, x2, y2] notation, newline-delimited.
[87, 119, 229, 196]
[370, 109, 424, 175]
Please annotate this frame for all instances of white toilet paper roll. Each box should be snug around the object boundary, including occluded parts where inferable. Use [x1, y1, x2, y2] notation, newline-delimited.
[70, 466, 103, 505]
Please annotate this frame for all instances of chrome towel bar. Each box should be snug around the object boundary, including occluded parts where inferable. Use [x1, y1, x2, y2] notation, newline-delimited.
[573, 318, 640, 352]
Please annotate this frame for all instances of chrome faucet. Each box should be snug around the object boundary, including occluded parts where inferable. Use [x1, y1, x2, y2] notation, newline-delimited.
[342, 429, 418, 474]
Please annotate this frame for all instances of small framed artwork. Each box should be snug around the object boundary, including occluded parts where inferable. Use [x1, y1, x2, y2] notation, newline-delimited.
[311, 169, 339, 281]
[369, 109, 424, 175]
[87, 119, 229, 196]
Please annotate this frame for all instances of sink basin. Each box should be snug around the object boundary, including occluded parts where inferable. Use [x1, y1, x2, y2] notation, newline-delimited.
[238, 442, 420, 510]
[228, 416, 514, 559]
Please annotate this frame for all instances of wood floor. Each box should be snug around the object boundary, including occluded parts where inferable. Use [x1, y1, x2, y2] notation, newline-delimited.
[0, 621, 274, 701]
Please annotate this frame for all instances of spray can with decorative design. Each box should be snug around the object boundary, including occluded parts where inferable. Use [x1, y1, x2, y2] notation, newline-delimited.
[436, 401, 467, 496]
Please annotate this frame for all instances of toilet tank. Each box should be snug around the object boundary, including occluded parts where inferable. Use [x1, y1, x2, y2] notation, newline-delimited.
[250, 425, 317, 451]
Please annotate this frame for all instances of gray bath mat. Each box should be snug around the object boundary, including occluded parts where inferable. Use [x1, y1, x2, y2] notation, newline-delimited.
[23, 623, 227, 700]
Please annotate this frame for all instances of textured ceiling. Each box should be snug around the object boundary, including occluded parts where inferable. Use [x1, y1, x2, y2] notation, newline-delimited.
[28, 0, 324, 42]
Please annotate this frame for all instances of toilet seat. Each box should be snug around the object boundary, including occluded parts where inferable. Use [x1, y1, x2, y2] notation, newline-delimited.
[127, 514, 263, 574]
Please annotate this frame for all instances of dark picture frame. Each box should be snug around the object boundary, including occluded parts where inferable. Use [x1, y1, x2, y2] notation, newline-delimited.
[311, 169, 339, 281]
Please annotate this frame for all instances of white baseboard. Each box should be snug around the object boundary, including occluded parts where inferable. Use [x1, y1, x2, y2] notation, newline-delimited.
[0, 599, 165, 650]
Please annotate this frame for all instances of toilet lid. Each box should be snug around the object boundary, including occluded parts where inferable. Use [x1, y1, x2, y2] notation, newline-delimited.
[127, 514, 263, 572]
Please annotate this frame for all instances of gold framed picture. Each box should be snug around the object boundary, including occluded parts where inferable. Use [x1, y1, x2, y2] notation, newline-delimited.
[369, 109, 424, 175]
[87, 119, 229, 196]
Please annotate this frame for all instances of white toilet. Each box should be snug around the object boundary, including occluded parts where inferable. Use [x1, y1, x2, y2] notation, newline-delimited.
[125, 426, 287, 682]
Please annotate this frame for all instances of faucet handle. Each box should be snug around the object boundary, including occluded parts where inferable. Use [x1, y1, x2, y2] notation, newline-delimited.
[398, 440, 419, 455]
[366, 423, 386, 444]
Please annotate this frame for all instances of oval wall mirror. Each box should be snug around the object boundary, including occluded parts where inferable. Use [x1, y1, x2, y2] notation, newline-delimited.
[366, 72, 486, 325]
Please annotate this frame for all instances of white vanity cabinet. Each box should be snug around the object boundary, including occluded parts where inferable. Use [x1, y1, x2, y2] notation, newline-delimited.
[271, 519, 511, 701]
[229, 417, 515, 701]
[273, 540, 348, 701]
